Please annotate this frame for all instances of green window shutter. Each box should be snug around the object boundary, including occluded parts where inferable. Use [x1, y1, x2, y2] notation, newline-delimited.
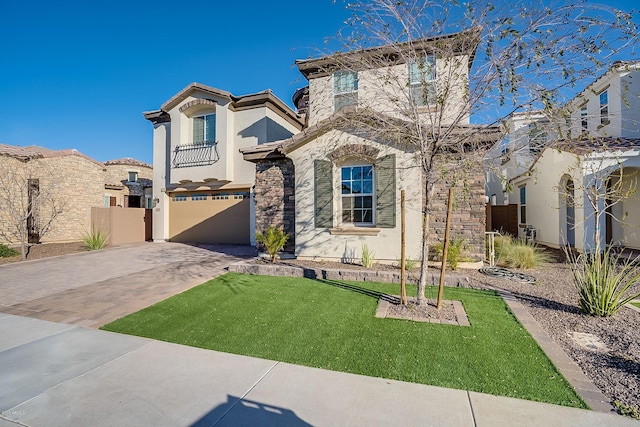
[375, 154, 396, 228]
[314, 160, 333, 228]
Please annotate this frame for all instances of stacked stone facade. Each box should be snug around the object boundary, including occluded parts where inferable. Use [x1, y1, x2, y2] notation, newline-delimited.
[254, 158, 295, 252]
[428, 154, 486, 261]
[0, 145, 152, 246]
[104, 159, 153, 207]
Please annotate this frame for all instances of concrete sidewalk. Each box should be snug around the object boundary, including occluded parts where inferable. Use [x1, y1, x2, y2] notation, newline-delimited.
[1, 314, 636, 427]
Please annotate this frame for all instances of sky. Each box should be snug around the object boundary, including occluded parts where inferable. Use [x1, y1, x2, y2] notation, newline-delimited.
[0, 0, 638, 165]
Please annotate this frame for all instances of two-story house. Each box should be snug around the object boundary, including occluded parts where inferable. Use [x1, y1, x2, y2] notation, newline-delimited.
[144, 84, 304, 245]
[490, 61, 640, 252]
[242, 30, 500, 262]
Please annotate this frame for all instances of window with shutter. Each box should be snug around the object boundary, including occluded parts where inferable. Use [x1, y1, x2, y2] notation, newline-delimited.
[375, 154, 396, 228]
[314, 160, 333, 228]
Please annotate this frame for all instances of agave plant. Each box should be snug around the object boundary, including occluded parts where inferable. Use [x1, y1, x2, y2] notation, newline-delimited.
[566, 246, 640, 317]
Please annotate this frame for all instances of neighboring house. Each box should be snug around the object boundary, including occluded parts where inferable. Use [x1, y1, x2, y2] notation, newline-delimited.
[104, 158, 153, 208]
[488, 61, 640, 251]
[242, 30, 500, 262]
[0, 143, 152, 245]
[143, 84, 304, 245]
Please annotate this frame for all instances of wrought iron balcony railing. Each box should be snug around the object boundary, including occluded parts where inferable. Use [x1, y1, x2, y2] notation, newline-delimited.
[172, 141, 219, 168]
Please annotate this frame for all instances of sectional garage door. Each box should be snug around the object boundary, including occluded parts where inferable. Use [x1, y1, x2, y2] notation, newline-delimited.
[169, 190, 250, 244]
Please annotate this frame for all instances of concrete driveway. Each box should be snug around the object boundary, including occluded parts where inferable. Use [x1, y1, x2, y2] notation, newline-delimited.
[0, 242, 255, 328]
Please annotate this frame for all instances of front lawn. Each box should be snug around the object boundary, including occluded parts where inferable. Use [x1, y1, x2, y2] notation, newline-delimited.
[102, 273, 585, 408]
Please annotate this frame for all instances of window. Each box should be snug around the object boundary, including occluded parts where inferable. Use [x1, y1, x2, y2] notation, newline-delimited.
[193, 113, 216, 144]
[191, 194, 207, 201]
[212, 192, 229, 200]
[409, 55, 436, 106]
[519, 186, 527, 224]
[128, 171, 138, 182]
[527, 122, 547, 154]
[172, 195, 187, 202]
[580, 104, 588, 133]
[334, 71, 358, 112]
[104, 195, 110, 207]
[341, 165, 374, 225]
[233, 192, 249, 200]
[599, 90, 609, 125]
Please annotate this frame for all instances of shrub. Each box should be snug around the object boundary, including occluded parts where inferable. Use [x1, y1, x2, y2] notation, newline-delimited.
[566, 246, 640, 317]
[82, 227, 108, 251]
[489, 235, 550, 269]
[0, 243, 19, 258]
[361, 243, 375, 268]
[433, 237, 467, 270]
[256, 226, 289, 263]
[503, 242, 552, 269]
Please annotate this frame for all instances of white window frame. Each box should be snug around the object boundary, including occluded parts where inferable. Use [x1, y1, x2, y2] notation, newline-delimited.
[340, 164, 374, 226]
[519, 185, 527, 225]
[334, 71, 358, 112]
[409, 55, 437, 106]
[128, 171, 138, 183]
[580, 104, 588, 133]
[599, 89, 609, 126]
[193, 113, 216, 145]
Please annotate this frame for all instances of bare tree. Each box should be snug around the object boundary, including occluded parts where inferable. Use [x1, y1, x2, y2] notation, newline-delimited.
[312, 0, 637, 303]
[0, 155, 65, 260]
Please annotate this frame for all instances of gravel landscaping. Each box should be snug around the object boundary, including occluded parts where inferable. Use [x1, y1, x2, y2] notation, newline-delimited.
[465, 260, 640, 417]
[0, 242, 86, 265]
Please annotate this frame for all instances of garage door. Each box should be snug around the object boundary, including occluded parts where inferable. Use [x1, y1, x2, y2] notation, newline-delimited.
[169, 190, 250, 244]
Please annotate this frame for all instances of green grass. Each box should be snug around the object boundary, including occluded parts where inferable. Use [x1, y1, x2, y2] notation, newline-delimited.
[102, 273, 585, 408]
[632, 302, 640, 309]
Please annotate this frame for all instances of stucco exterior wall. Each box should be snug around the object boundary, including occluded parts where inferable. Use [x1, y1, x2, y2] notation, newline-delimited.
[510, 150, 585, 249]
[307, 56, 470, 126]
[287, 129, 424, 262]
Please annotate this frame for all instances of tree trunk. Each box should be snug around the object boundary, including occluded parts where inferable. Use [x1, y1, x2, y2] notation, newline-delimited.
[417, 211, 430, 305]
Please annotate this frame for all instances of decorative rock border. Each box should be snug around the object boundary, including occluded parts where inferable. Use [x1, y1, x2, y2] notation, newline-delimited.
[229, 260, 472, 287]
[375, 296, 470, 326]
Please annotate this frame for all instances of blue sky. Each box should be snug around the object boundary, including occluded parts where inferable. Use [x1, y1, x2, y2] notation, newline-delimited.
[0, 1, 638, 164]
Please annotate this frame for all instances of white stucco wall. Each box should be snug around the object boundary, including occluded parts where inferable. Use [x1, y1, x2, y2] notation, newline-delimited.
[152, 122, 170, 241]
[509, 150, 585, 248]
[287, 129, 423, 262]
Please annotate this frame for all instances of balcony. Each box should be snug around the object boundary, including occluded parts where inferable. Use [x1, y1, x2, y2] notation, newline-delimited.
[172, 141, 219, 168]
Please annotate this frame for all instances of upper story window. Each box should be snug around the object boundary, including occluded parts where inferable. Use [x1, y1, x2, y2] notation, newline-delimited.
[599, 90, 609, 126]
[341, 165, 374, 225]
[128, 171, 138, 183]
[334, 71, 358, 112]
[527, 121, 548, 154]
[193, 113, 216, 144]
[409, 55, 437, 106]
[580, 104, 588, 133]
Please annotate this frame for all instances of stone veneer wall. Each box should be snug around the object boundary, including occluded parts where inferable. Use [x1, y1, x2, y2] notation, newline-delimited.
[254, 158, 295, 252]
[0, 154, 105, 244]
[428, 154, 486, 261]
[104, 163, 153, 205]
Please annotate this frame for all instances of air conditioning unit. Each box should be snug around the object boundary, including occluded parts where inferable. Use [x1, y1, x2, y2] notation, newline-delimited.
[524, 225, 537, 244]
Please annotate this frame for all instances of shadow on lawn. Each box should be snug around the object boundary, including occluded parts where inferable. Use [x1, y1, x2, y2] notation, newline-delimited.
[315, 279, 400, 304]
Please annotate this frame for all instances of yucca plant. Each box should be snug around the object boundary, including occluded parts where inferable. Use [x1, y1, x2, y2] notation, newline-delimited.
[82, 227, 108, 250]
[566, 246, 640, 317]
[256, 226, 289, 263]
[361, 243, 375, 268]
